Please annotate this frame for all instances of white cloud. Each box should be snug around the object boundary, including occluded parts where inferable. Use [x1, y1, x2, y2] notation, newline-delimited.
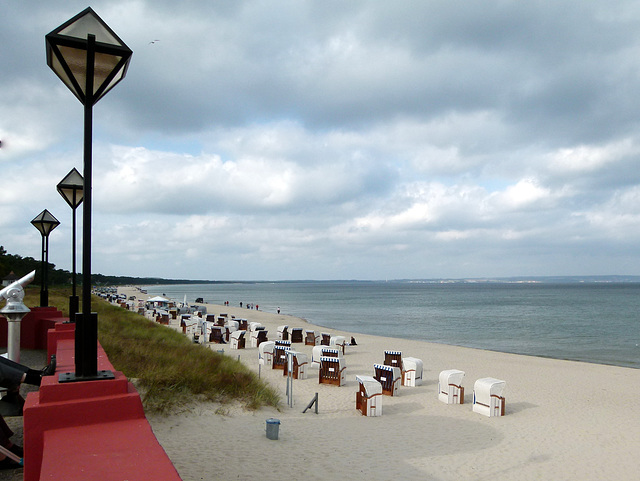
[4, 1, 640, 279]
[548, 139, 637, 174]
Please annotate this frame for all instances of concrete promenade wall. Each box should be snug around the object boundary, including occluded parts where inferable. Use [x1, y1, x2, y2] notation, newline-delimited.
[22, 323, 182, 481]
[0, 307, 63, 351]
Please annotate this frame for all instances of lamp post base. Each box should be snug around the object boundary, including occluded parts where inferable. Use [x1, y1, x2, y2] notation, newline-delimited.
[58, 370, 115, 383]
[68, 295, 79, 321]
[40, 290, 48, 308]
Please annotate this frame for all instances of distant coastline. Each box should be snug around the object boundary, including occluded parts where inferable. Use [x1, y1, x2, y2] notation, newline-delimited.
[102, 274, 640, 286]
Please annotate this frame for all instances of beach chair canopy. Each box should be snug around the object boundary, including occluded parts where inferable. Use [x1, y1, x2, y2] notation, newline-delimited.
[320, 356, 344, 369]
[474, 378, 506, 399]
[277, 325, 289, 341]
[403, 357, 422, 370]
[312, 346, 342, 365]
[259, 341, 276, 362]
[230, 330, 244, 340]
[355, 375, 382, 397]
[439, 369, 465, 388]
[259, 340, 275, 354]
[226, 320, 239, 331]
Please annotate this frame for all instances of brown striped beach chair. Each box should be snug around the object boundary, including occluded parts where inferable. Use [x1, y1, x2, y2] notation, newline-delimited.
[318, 356, 346, 386]
[272, 344, 290, 370]
[290, 328, 303, 343]
[373, 363, 401, 396]
[209, 326, 225, 344]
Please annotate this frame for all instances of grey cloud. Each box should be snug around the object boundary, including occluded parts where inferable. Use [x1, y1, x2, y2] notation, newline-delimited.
[5, 1, 640, 279]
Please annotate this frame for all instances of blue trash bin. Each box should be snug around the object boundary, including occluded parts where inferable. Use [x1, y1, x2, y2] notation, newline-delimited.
[266, 418, 280, 440]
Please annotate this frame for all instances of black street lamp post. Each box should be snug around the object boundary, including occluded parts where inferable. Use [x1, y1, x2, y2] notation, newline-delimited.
[46, 7, 132, 381]
[31, 209, 60, 308]
[57, 168, 84, 319]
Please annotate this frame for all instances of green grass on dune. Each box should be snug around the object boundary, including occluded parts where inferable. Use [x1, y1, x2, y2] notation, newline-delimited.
[25, 286, 281, 413]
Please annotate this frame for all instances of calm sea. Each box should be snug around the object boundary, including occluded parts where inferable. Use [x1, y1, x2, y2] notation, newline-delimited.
[141, 281, 640, 369]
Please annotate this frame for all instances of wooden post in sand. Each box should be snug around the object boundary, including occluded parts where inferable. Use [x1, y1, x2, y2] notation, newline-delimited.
[303, 393, 318, 414]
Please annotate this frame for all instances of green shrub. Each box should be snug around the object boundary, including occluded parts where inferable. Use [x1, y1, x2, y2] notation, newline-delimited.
[25, 287, 280, 413]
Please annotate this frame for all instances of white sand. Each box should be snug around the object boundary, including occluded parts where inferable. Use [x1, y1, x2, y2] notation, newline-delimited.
[120, 287, 640, 481]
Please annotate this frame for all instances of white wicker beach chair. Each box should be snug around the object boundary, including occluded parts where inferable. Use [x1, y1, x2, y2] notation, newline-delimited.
[472, 377, 506, 417]
[259, 341, 276, 366]
[402, 357, 423, 387]
[330, 335, 346, 354]
[248, 321, 263, 332]
[224, 320, 239, 342]
[230, 330, 246, 349]
[250, 328, 268, 347]
[438, 369, 465, 404]
[355, 375, 382, 416]
[283, 351, 308, 379]
[311, 346, 341, 367]
[277, 325, 289, 341]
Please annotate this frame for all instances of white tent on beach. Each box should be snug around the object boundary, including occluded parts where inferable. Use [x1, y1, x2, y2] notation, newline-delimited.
[147, 296, 169, 302]
[147, 296, 170, 306]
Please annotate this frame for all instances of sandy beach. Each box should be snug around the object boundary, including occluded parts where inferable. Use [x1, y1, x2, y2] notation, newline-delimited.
[119, 286, 640, 481]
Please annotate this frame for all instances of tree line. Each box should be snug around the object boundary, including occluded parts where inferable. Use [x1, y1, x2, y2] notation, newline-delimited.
[0, 246, 215, 287]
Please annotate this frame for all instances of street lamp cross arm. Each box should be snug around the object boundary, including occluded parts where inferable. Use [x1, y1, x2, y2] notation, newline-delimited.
[45, 7, 133, 106]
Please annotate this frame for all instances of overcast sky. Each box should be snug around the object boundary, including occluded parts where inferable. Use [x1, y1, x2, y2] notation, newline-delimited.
[3, 1, 640, 281]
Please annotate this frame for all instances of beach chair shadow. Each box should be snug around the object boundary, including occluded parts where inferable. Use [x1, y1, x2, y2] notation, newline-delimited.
[502, 401, 538, 415]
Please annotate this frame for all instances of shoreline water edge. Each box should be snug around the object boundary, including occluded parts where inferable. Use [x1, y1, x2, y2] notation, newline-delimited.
[139, 281, 640, 369]
[118, 286, 640, 481]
